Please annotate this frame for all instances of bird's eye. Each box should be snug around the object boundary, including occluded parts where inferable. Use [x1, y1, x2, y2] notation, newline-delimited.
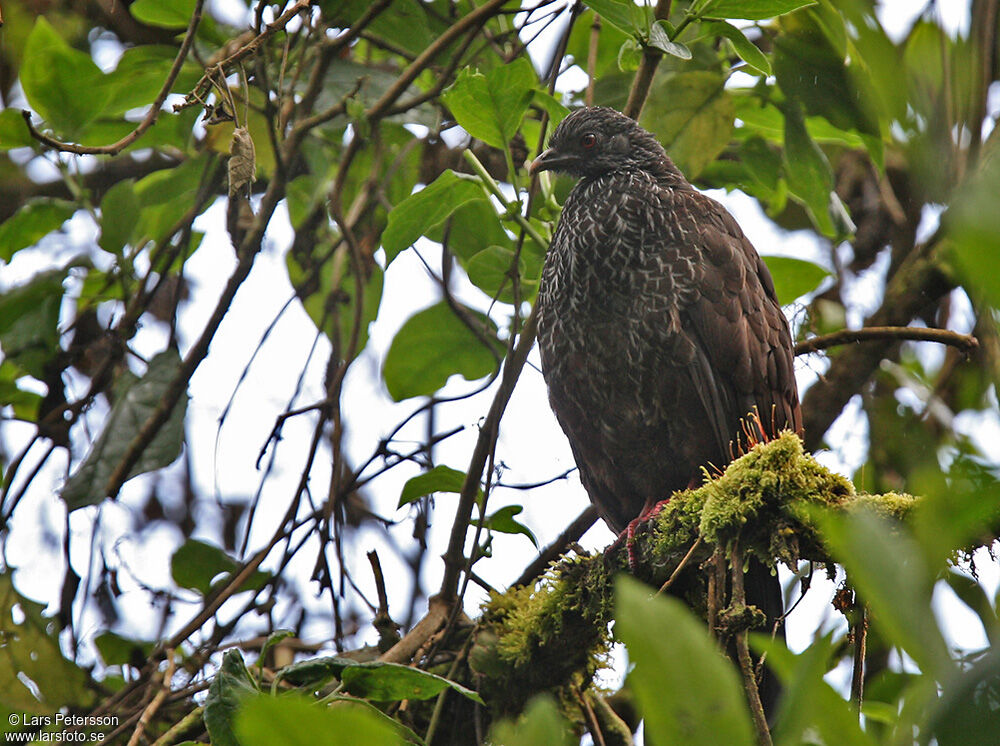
[580, 133, 597, 150]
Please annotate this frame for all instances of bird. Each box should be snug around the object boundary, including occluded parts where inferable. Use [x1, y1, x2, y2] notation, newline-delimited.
[530, 106, 802, 715]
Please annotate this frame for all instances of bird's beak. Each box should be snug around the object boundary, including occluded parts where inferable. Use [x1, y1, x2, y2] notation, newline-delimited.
[529, 148, 572, 175]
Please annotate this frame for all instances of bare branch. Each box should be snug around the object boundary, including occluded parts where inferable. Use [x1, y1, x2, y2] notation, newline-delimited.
[795, 326, 978, 356]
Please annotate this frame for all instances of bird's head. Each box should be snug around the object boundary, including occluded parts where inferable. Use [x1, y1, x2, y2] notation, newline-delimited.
[529, 106, 677, 181]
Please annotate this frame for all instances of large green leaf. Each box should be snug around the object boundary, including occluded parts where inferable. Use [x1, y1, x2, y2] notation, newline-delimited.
[615, 576, 755, 746]
[490, 695, 575, 746]
[0, 573, 96, 714]
[442, 58, 537, 150]
[286, 245, 383, 360]
[0, 268, 66, 379]
[382, 301, 502, 401]
[341, 661, 484, 703]
[205, 650, 260, 746]
[130, 0, 196, 29]
[0, 108, 35, 149]
[584, 0, 645, 36]
[60, 350, 189, 510]
[170, 539, 268, 596]
[99, 45, 202, 116]
[783, 105, 836, 237]
[702, 21, 771, 76]
[235, 694, 404, 746]
[773, 16, 880, 137]
[98, 180, 141, 255]
[817, 507, 952, 678]
[20, 18, 112, 137]
[949, 153, 1000, 308]
[465, 244, 540, 305]
[755, 635, 877, 746]
[398, 465, 469, 508]
[702, 0, 817, 20]
[641, 71, 734, 179]
[761, 256, 830, 305]
[382, 170, 484, 263]
[0, 199, 75, 262]
[133, 155, 212, 243]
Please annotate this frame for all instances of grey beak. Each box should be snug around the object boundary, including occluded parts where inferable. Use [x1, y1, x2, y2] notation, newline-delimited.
[529, 147, 571, 175]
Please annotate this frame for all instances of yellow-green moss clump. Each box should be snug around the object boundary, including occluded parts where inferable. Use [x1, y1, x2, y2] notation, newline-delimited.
[472, 432, 920, 715]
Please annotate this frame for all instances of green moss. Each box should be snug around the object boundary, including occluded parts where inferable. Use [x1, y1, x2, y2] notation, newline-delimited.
[472, 432, 923, 716]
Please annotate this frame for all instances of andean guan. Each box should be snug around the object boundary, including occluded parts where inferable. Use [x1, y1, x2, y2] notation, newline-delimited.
[531, 106, 802, 715]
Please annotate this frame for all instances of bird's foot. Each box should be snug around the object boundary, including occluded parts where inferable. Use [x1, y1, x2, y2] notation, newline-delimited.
[610, 499, 673, 573]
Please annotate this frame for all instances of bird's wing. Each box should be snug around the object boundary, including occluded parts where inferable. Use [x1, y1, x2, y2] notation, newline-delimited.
[644, 186, 802, 456]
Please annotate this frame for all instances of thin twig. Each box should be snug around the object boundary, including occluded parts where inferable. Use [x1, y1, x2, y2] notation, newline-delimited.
[657, 537, 703, 595]
[127, 649, 176, 746]
[794, 326, 978, 356]
[730, 543, 773, 746]
[850, 601, 867, 713]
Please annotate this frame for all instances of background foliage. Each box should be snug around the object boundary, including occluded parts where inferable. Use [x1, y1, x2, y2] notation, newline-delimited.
[1, 0, 999, 744]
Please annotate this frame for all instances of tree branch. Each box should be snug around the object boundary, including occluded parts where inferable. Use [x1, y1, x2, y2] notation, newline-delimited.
[795, 326, 978, 357]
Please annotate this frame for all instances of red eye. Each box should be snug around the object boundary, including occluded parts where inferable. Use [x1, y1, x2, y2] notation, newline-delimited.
[580, 133, 596, 150]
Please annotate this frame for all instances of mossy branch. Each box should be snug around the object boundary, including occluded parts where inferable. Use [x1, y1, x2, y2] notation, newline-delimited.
[469, 432, 920, 716]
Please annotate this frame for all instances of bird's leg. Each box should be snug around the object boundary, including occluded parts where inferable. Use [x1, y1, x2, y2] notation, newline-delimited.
[615, 497, 674, 572]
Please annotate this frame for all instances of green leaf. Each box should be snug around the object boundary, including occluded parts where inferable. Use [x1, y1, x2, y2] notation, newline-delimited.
[617, 38, 643, 72]
[20, 18, 112, 136]
[99, 45, 202, 116]
[817, 507, 952, 678]
[170, 538, 270, 596]
[341, 661, 484, 704]
[641, 71, 734, 178]
[61, 350, 189, 510]
[382, 301, 501, 401]
[773, 18, 880, 137]
[0, 362, 43, 420]
[99, 180, 140, 254]
[382, 170, 484, 263]
[286, 244, 384, 360]
[0, 198, 75, 262]
[442, 58, 536, 150]
[465, 244, 538, 304]
[702, 0, 817, 20]
[472, 505, 538, 547]
[277, 656, 354, 687]
[171, 539, 237, 595]
[615, 576, 755, 746]
[928, 646, 1000, 746]
[583, 0, 643, 36]
[234, 694, 404, 746]
[130, 0, 196, 28]
[94, 632, 153, 667]
[761, 256, 830, 305]
[0, 573, 96, 713]
[0, 268, 66, 379]
[0, 109, 35, 149]
[949, 153, 1000, 308]
[398, 465, 469, 508]
[530, 90, 570, 127]
[754, 634, 877, 746]
[490, 695, 575, 746]
[704, 20, 771, 75]
[428, 198, 510, 263]
[133, 155, 212, 243]
[783, 105, 836, 237]
[648, 21, 691, 59]
[205, 650, 259, 746]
